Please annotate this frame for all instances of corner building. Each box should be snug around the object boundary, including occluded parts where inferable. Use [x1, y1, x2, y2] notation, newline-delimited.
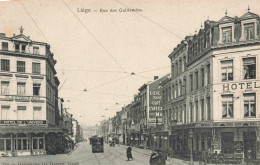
[0, 29, 61, 156]
[170, 11, 260, 160]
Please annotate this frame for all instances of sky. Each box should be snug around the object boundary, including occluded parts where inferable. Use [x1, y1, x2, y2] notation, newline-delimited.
[0, 0, 259, 128]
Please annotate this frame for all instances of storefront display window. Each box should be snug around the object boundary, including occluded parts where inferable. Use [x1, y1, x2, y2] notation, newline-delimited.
[33, 139, 37, 149]
[39, 139, 43, 149]
[6, 139, 11, 150]
[0, 139, 4, 151]
[221, 132, 234, 154]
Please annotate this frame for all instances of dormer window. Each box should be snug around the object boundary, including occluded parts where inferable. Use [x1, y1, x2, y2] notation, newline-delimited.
[222, 27, 232, 43]
[33, 46, 39, 54]
[15, 43, 20, 52]
[2, 42, 8, 51]
[244, 23, 255, 40]
[21, 45, 26, 53]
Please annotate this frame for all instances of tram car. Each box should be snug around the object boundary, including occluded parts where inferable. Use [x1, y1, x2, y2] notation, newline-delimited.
[91, 136, 104, 153]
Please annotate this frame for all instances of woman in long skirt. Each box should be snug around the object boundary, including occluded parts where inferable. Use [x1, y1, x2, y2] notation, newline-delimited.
[126, 146, 133, 161]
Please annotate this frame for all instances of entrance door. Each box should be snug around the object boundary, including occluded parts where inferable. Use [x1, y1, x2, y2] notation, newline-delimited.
[221, 132, 234, 154]
[244, 131, 256, 159]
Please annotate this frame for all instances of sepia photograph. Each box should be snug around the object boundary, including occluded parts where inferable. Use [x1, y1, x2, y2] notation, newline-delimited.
[0, 0, 260, 164]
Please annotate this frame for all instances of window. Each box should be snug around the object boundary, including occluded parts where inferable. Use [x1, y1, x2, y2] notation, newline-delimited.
[33, 84, 41, 96]
[179, 81, 182, 96]
[1, 81, 9, 95]
[221, 60, 233, 81]
[17, 83, 26, 95]
[6, 139, 11, 150]
[15, 43, 20, 52]
[22, 139, 27, 150]
[183, 56, 186, 70]
[183, 78, 186, 94]
[201, 99, 204, 121]
[1, 105, 10, 120]
[198, 40, 201, 53]
[207, 97, 211, 120]
[1, 59, 10, 71]
[21, 45, 26, 53]
[201, 38, 204, 50]
[222, 95, 233, 118]
[1, 105, 10, 110]
[207, 64, 210, 84]
[33, 47, 39, 54]
[176, 62, 178, 76]
[0, 139, 4, 151]
[178, 107, 182, 122]
[190, 74, 193, 92]
[17, 106, 26, 110]
[206, 33, 210, 48]
[179, 59, 182, 73]
[33, 139, 37, 149]
[32, 62, 41, 74]
[222, 27, 232, 43]
[244, 93, 256, 118]
[195, 101, 199, 121]
[221, 132, 234, 154]
[171, 64, 174, 78]
[244, 23, 255, 40]
[195, 71, 199, 89]
[184, 104, 186, 123]
[17, 61, 25, 72]
[243, 57, 256, 79]
[172, 85, 175, 99]
[2, 42, 8, 51]
[201, 68, 204, 87]
[194, 43, 197, 56]
[190, 103, 193, 122]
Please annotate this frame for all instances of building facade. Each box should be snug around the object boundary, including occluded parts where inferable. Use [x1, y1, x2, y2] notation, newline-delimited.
[167, 10, 260, 160]
[0, 28, 62, 156]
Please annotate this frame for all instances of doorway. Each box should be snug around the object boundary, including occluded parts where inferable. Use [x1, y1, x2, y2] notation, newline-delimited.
[244, 131, 256, 159]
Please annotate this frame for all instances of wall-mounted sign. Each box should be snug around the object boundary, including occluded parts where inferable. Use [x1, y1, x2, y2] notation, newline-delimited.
[4, 95, 40, 101]
[223, 81, 260, 91]
[0, 120, 46, 126]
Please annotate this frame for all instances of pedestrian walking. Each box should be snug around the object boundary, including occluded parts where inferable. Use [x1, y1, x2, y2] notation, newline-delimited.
[126, 145, 133, 161]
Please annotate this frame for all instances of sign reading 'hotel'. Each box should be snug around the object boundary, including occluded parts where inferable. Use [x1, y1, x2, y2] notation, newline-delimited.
[223, 81, 260, 91]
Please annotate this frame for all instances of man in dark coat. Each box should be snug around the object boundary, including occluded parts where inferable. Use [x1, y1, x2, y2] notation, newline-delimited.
[126, 146, 133, 161]
[150, 150, 159, 165]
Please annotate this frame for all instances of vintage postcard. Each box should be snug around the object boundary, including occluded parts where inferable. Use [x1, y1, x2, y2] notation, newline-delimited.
[0, 0, 260, 164]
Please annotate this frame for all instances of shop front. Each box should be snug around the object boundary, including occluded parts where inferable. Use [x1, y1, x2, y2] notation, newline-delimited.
[0, 126, 62, 157]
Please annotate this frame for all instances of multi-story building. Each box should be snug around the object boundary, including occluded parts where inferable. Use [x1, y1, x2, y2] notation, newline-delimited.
[0, 28, 62, 156]
[168, 10, 260, 160]
[167, 37, 190, 156]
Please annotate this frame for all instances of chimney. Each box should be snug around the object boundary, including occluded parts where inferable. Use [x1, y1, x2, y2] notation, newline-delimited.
[154, 76, 159, 80]
[0, 33, 5, 37]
